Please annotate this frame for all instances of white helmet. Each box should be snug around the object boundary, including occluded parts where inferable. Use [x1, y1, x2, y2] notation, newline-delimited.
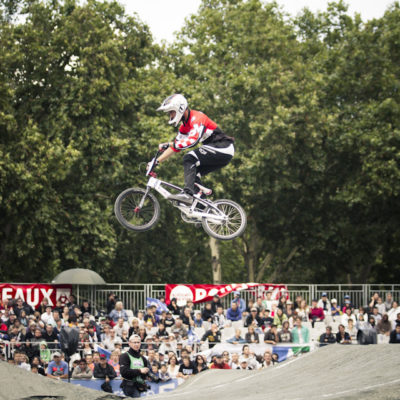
[157, 94, 188, 127]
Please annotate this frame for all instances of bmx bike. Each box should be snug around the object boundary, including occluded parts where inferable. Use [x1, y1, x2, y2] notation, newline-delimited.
[114, 145, 247, 240]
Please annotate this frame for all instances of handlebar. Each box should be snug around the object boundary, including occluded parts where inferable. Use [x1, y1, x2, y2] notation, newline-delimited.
[145, 144, 170, 177]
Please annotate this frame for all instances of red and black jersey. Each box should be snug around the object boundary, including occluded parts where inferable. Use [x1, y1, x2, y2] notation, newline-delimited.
[171, 110, 218, 152]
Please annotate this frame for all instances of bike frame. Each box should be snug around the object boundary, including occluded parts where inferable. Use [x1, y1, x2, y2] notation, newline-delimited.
[142, 147, 227, 223]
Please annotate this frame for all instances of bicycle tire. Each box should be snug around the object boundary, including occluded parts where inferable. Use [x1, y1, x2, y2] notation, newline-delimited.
[114, 188, 160, 232]
[201, 199, 247, 240]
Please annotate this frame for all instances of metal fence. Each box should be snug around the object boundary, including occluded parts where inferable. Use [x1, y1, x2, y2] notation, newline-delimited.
[72, 283, 400, 313]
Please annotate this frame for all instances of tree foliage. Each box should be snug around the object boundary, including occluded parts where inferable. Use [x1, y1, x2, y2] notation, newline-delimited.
[1, 0, 400, 284]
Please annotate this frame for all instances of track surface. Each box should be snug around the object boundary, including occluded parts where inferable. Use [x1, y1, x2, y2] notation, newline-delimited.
[154, 345, 400, 400]
[1, 345, 399, 399]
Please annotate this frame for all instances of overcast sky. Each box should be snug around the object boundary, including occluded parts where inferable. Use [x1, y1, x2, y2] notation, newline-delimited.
[120, 0, 396, 43]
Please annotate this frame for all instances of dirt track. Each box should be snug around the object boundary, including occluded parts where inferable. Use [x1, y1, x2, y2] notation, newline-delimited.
[154, 345, 400, 400]
[1, 345, 399, 400]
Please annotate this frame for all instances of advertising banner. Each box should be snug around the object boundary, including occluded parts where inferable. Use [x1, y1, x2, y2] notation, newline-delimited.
[0, 283, 72, 309]
[165, 283, 288, 306]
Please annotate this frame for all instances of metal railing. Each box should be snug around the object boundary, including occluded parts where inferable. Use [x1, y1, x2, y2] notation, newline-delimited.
[71, 283, 400, 314]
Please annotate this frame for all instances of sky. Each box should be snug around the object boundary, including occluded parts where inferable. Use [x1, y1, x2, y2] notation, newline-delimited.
[120, 0, 397, 43]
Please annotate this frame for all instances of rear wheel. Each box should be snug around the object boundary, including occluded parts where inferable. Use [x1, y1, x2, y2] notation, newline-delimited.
[201, 199, 247, 240]
[114, 188, 160, 231]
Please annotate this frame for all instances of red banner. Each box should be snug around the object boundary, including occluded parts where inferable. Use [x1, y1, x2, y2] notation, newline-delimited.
[165, 283, 288, 306]
[0, 284, 72, 309]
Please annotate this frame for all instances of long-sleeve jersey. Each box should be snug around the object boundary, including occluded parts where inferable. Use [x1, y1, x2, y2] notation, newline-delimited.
[171, 110, 219, 152]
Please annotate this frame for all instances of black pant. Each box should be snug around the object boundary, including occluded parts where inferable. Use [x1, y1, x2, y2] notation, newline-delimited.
[182, 144, 233, 195]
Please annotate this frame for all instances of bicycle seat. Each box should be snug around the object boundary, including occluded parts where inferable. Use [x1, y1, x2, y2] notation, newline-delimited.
[194, 183, 212, 196]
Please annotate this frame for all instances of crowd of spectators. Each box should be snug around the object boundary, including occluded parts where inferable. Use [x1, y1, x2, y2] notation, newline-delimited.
[1, 289, 400, 392]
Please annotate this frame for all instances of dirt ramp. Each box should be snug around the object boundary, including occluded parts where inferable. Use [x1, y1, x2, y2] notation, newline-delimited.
[0, 362, 119, 400]
[153, 345, 400, 400]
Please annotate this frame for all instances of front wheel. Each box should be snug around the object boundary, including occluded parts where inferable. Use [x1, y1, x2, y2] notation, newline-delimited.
[114, 188, 160, 232]
[202, 199, 247, 240]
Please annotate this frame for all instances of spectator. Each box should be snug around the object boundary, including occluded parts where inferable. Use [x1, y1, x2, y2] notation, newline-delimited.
[80, 300, 92, 315]
[285, 300, 295, 322]
[166, 354, 180, 378]
[245, 299, 255, 316]
[194, 354, 208, 374]
[114, 317, 130, 337]
[292, 317, 310, 355]
[369, 307, 382, 324]
[277, 295, 288, 312]
[167, 298, 181, 316]
[119, 334, 150, 397]
[147, 363, 160, 383]
[47, 352, 68, 379]
[244, 307, 263, 328]
[261, 309, 274, 329]
[346, 319, 357, 341]
[201, 302, 214, 323]
[18, 310, 28, 327]
[162, 311, 175, 328]
[295, 300, 310, 322]
[319, 326, 336, 345]
[144, 306, 159, 327]
[39, 341, 52, 364]
[108, 351, 121, 376]
[181, 307, 194, 327]
[278, 321, 292, 343]
[336, 324, 351, 344]
[171, 318, 188, 339]
[128, 318, 140, 337]
[94, 354, 117, 380]
[178, 356, 195, 379]
[31, 355, 46, 376]
[42, 325, 58, 348]
[103, 329, 119, 351]
[341, 295, 354, 313]
[106, 293, 117, 316]
[13, 298, 33, 318]
[109, 302, 128, 323]
[262, 291, 275, 313]
[330, 299, 342, 318]
[200, 323, 221, 348]
[213, 305, 226, 329]
[159, 364, 171, 382]
[357, 316, 378, 345]
[368, 292, 380, 309]
[255, 296, 264, 312]
[86, 354, 95, 371]
[391, 313, 400, 329]
[389, 324, 400, 344]
[138, 325, 147, 342]
[211, 295, 223, 314]
[294, 295, 303, 310]
[264, 325, 279, 345]
[231, 291, 246, 313]
[376, 314, 392, 343]
[227, 328, 246, 344]
[341, 307, 356, 328]
[261, 351, 274, 368]
[317, 293, 331, 317]
[245, 325, 259, 344]
[309, 299, 325, 328]
[61, 306, 70, 324]
[155, 322, 169, 339]
[226, 302, 242, 322]
[210, 353, 231, 369]
[384, 293, 393, 312]
[72, 359, 93, 379]
[193, 311, 203, 328]
[376, 297, 386, 316]
[273, 308, 288, 330]
[388, 303, 400, 323]
[230, 352, 240, 369]
[14, 351, 31, 371]
[240, 345, 259, 370]
[238, 358, 252, 370]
